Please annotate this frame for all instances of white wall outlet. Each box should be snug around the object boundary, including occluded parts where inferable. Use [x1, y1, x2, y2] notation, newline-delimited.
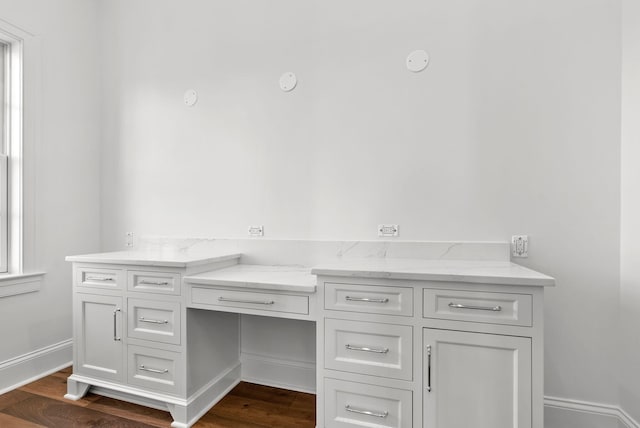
[511, 235, 529, 258]
[126, 232, 135, 248]
[248, 225, 264, 237]
[378, 224, 399, 237]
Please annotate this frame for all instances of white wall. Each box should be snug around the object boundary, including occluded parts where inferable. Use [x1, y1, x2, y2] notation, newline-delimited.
[620, 0, 640, 422]
[0, 0, 100, 363]
[98, 0, 622, 413]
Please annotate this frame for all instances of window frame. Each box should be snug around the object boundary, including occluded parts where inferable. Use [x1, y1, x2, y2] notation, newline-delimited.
[0, 24, 23, 275]
[0, 18, 43, 289]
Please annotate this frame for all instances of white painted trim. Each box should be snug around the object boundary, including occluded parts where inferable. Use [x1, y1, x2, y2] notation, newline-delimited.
[0, 339, 72, 394]
[545, 396, 640, 428]
[0, 271, 44, 297]
[240, 351, 316, 394]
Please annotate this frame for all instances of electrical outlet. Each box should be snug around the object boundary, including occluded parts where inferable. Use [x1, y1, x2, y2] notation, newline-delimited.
[378, 224, 399, 237]
[511, 235, 528, 258]
[126, 232, 135, 248]
[248, 225, 264, 237]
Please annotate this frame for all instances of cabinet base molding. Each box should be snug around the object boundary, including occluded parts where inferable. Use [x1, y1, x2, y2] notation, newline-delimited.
[240, 352, 315, 394]
[0, 339, 72, 395]
[65, 363, 242, 428]
[545, 396, 639, 428]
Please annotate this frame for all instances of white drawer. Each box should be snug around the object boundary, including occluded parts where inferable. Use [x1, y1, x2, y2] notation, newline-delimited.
[325, 283, 413, 317]
[325, 319, 412, 380]
[128, 271, 181, 295]
[190, 287, 309, 315]
[76, 267, 123, 290]
[127, 345, 183, 395]
[127, 298, 181, 345]
[423, 288, 532, 327]
[325, 378, 412, 428]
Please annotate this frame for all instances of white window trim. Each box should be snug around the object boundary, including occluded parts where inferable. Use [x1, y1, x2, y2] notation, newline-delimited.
[0, 18, 44, 292]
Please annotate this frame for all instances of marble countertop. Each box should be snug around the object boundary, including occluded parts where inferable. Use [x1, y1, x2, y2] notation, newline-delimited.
[311, 258, 555, 287]
[65, 250, 241, 268]
[184, 264, 317, 293]
[66, 250, 554, 287]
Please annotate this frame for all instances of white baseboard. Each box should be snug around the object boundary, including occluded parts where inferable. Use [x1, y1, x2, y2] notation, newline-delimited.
[545, 396, 639, 428]
[0, 339, 72, 394]
[240, 352, 315, 394]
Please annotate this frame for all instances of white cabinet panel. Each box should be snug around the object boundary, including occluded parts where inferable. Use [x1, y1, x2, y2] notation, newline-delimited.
[325, 319, 412, 381]
[423, 328, 532, 428]
[325, 378, 412, 428]
[423, 288, 532, 327]
[75, 293, 124, 382]
[127, 298, 181, 345]
[128, 270, 181, 295]
[325, 283, 413, 317]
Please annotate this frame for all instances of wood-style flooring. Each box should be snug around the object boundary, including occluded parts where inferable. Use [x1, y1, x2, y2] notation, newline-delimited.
[0, 367, 316, 427]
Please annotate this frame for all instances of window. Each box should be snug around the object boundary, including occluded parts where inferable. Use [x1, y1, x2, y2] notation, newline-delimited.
[0, 20, 44, 295]
[1, 39, 9, 273]
[0, 23, 23, 276]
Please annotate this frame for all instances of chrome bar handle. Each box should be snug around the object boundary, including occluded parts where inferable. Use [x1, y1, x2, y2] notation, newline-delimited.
[139, 365, 168, 374]
[138, 317, 169, 325]
[427, 345, 432, 392]
[86, 276, 113, 282]
[113, 308, 121, 341]
[345, 344, 389, 354]
[139, 280, 170, 286]
[345, 296, 389, 304]
[448, 302, 502, 312]
[218, 297, 275, 305]
[345, 405, 388, 418]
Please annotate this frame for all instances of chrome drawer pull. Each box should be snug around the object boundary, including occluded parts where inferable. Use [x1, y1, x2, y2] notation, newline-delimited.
[448, 302, 502, 312]
[139, 365, 168, 374]
[345, 405, 388, 418]
[345, 344, 389, 354]
[138, 317, 169, 324]
[219, 297, 275, 305]
[139, 280, 170, 286]
[427, 345, 432, 392]
[86, 276, 114, 282]
[345, 296, 389, 304]
[113, 308, 121, 341]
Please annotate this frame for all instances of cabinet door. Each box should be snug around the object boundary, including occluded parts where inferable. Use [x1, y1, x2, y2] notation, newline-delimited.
[75, 293, 124, 382]
[423, 329, 531, 428]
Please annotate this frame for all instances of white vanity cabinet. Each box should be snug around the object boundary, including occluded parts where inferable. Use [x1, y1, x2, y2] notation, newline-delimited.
[313, 262, 553, 428]
[74, 292, 125, 382]
[423, 328, 532, 428]
[65, 252, 242, 428]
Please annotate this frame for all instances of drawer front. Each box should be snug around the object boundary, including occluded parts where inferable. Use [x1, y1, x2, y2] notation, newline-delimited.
[423, 288, 532, 327]
[127, 345, 183, 395]
[128, 299, 181, 345]
[325, 319, 412, 380]
[76, 267, 123, 290]
[325, 378, 412, 428]
[128, 271, 181, 295]
[325, 283, 413, 317]
[191, 287, 309, 315]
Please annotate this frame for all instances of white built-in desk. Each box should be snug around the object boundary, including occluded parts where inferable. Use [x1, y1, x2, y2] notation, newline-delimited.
[64, 251, 553, 428]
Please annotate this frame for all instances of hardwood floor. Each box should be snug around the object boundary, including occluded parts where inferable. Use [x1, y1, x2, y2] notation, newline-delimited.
[0, 367, 316, 427]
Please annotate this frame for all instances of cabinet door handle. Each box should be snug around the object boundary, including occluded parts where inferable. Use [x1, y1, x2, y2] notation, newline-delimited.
[345, 296, 389, 304]
[427, 345, 432, 392]
[138, 317, 169, 325]
[345, 344, 389, 354]
[86, 276, 114, 282]
[139, 280, 170, 286]
[218, 297, 275, 305]
[113, 308, 121, 342]
[139, 365, 168, 374]
[448, 302, 502, 312]
[345, 405, 388, 418]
